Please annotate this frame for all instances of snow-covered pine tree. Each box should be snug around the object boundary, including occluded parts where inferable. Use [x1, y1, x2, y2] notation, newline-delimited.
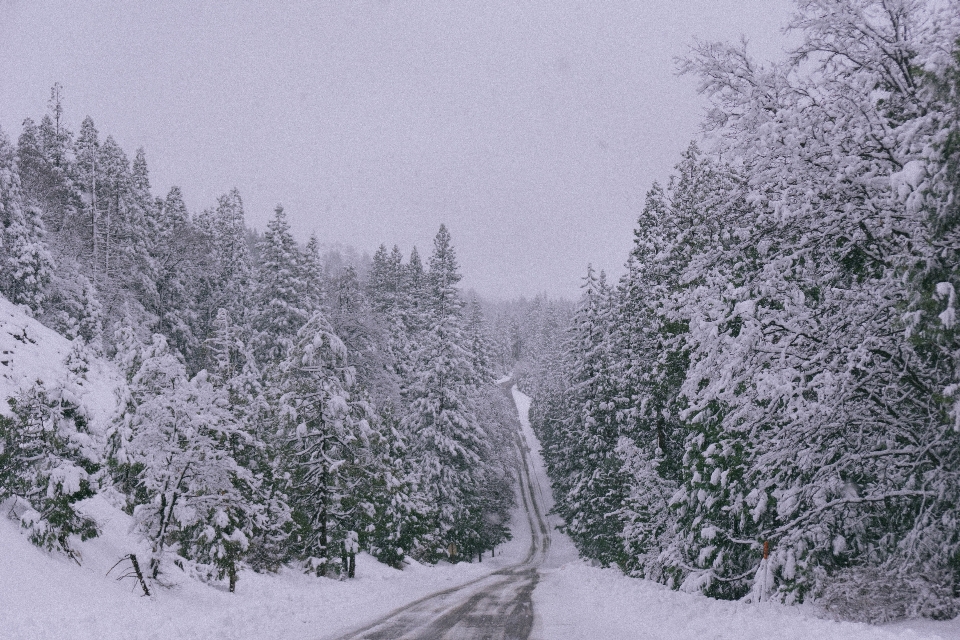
[401, 245, 430, 339]
[548, 266, 629, 567]
[19, 99, 78, 241]
[618, 148, 756, 596]
[369, 244, 401, 315]
[276, 312, 373, 575]
[612, 184, 687, 582]
[466, 296, 495, 384]
[364, 407, 427, 568]
[109, 334, 259, 584]
[253, 205, 311, 369]
[300, 234, 326, 317]
[325, 265, 383, 394]
[92, 136, 154, 330]
[0, 381, 99, 560]
[72, 117, 102, 274]
[367, 244, 410, 401]
[192, 189, 257, 369]
[40, 84, 71, 171]
[205, 308, 291, 572]
[401, 225, 489, 560]
[0, 127, 54, 314]
[150, 187, 204, 365]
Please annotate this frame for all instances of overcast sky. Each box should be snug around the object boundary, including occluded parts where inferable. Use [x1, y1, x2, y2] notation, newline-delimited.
[0, 1, 794, 299]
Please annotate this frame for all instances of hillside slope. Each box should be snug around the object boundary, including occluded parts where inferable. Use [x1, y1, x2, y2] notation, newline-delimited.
[0, 297, 121, 425]
[0, 295, 531, 639]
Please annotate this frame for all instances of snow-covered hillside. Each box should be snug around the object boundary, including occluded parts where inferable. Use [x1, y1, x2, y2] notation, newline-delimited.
[0, 498, 530, 640]
[0, 296, 121, 424]
[0, 296, 532, 639]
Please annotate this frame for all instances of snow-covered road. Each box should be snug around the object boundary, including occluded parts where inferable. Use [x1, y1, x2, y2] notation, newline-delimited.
[2, 368, 957, 638]
[328, 384, 960, 640]
[328, 383, 551, 640]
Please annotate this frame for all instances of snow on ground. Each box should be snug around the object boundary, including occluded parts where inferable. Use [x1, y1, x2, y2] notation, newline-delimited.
[0, 298, 532, 640]
[2, 294, 957, 640]
[512, 387, 960, 640]
[0, 488, 531, 640]
[0, 296, 121, 427]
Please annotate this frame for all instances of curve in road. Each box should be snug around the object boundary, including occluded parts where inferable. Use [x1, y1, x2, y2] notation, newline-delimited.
[328, 382, 550, 640]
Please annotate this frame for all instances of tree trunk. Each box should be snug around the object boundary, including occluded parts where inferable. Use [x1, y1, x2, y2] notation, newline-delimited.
[129, 553, 151, 596]
[228, 560, 237, 593]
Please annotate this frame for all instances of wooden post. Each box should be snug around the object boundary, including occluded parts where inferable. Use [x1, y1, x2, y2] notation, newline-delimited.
[763, 540, 769, 560]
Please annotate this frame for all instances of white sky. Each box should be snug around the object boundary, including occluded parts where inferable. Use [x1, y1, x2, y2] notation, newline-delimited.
[0, 0, 794, 299]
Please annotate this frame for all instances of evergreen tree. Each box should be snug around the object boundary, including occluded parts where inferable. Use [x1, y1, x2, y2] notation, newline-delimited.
[150, 187, 203, 365]
[276, 312, 372, 575]
[401, 225, 488, 559]
[0, 128, 53, 313]
[110, 334, 258, 584]
[549, 266, 629, 566]
[253, 205, 311, 367]
[364, 408, 426, 568]
[0, 381, 99, 560]
[206, 308, 291, 572]
[72, 116, 101, 272]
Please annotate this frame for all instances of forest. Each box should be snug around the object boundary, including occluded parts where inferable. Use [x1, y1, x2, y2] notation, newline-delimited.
[2, 0, 960, 626]
[523, 0, 960, 623]
[0, 89, 538, 589]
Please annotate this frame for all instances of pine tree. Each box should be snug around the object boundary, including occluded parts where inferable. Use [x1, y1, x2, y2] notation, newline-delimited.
[300, 234, 325, 316]
[549, 266, 629, 566]
[0, 128, 53, 313]
[253, 205, 311, 367]
[191, 188, 257, 371]
[206, 308, 291, 572]
[0, 381, 99, 560]
[20, 92, 77, 238]
[364, 408, 427, 568]
[73, 117, 101, 272]
[151, 187, 203, 364]
[401, 225, 488, 560]
[276, 312, 372, 575]
[109, 334, 257, 583]
[42, 84, 70, 169]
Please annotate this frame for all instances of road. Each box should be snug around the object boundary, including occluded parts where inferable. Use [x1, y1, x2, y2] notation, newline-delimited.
[329, 384, 551, 640]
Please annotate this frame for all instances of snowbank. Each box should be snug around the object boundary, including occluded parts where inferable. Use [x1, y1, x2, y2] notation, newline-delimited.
[533, 561, 959, 640]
